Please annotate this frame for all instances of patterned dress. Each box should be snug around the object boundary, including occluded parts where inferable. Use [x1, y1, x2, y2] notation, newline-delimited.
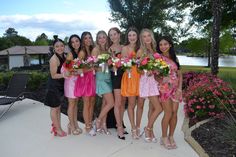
[159, 56, 182, 102]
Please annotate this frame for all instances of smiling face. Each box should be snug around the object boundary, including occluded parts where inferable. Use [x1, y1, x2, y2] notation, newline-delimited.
[97, 33, 107, 46]
[83, 34, 93, 47]
[142, 31, 152, 45]
[54, 41, 65, 55]
[70, 36, 80, 50]
[128, 30, 138, 44]
[159, 39, 171, 53]
[109, 29, 120, 44]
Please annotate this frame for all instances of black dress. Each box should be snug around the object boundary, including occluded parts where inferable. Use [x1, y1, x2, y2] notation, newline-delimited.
[107, 51, 125, 128]
[110, 52, 124, 89]
[44, 53, 66, 108]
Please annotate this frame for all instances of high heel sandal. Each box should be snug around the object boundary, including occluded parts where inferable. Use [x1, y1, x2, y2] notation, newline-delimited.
[102, 123, 111, 135]
[143, 127, 152, 143]
[68, 124, 81, 135]
[136, 127, 141, 137]
[94, 118, 102, 132]
[160, 137, 172, 149]
[117, 126, 125, 140]
[169, 136, 177, 149]
[85, 125, 96, 136]
[131, 129, 139, 140]
[150, 129, 157, 143]
[51, 127, 67, 137]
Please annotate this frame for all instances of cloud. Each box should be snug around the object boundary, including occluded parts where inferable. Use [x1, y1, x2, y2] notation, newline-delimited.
[0, 11, 119, 41]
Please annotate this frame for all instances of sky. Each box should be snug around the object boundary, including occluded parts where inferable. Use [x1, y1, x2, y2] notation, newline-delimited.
[0, 0, 119, 41]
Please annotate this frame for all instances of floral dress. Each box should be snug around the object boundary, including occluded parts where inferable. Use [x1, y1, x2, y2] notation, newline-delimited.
[159, 56, 182, 103]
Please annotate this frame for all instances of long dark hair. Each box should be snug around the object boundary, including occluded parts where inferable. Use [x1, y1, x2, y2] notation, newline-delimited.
[68, 34, 81, 57]
[48, 35, 65, 58]
[81, 31, 94, 59]
[156, 36, 180, 70]
[124, 27, 140, 52]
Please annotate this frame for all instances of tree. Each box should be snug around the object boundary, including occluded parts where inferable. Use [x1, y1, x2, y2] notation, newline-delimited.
[108, 0, 173, 32]
[211, 0, 222, 75]
[4, 28, 18, 37]
[34, 33, 49, 46]
[180, 37, 209, 56]
[175, 0, 236, 75]
[220, 30, 235, 54]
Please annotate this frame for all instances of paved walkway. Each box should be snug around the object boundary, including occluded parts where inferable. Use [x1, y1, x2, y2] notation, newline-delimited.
[0, 99, 198, 157]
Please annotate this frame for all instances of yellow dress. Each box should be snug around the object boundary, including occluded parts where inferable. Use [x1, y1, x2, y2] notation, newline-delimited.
[121, 65, 140, 96]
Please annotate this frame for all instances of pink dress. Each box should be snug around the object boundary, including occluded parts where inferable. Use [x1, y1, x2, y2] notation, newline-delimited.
[61, 66, 77, 99]
[74, 70, 96, 97]
[159, 56, 182, 102]
[139, 74, 159, 98]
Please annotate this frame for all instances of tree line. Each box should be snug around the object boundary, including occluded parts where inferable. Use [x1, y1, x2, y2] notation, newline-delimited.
[0, 0, 236, 75]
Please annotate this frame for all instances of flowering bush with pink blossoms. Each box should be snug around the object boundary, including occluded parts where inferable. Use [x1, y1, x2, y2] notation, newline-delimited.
[183, 72, 236, 121]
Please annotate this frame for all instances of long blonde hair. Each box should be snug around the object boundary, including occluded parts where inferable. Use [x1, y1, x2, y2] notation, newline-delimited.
[96, 30, 109, 53]
[139, 28, 156, 54]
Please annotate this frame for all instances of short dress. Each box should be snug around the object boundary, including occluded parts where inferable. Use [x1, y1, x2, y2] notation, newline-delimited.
[96, 71, 112, 96]
[121, 65, 140, 97]
[111, 52, 124, 89]
[74, 70, 96, 97]
[44, 53, 65, 107]
[139, 74, 159, 98]
[61, 66, 77, 99]
[159, 56, 182, 103]
[61, 51, 78, 99]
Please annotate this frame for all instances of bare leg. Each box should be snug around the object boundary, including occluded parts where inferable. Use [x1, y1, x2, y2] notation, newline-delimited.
[136, 97, 145, 136]
[114, 89, 124, 137]
[169, 101, 179, 148]
[83, 97, 91, 132]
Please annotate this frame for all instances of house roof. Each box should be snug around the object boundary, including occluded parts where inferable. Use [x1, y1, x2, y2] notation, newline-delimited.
[0, 45, 70, 56]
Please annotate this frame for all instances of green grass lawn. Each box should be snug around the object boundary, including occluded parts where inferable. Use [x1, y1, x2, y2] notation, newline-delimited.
[181, 66, 236, 91]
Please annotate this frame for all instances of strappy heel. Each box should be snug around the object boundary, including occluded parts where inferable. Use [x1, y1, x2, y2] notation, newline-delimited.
[131, 129, 139, 140]
[160, 137, 172, 149]
[143, 127, 152, 143]
[169, 136, 177, 149]
[68, 124, 81, 135]
[102, 123, 111, 135]
[85, 125, 96, 136]
[117, 126, 125, 140]
[94, 118, 102, 132]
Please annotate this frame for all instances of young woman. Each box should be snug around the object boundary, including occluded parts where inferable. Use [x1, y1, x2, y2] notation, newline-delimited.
[74, 32, 96, 136]
[121, 27, 144, 139]
[156, 36, 183, 149]
[92, 30, 115, 135]
[108, 27, 126, 140]
[61, 34, 83, 135]
[137, 29, 163, 142]
[44, 37, 67, 137]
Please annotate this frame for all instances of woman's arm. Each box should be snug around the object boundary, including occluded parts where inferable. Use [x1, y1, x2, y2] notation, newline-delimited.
[50, 55, 64, 79]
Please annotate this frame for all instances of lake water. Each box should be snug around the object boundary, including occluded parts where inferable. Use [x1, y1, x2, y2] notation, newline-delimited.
[177, 55, 236, 67]
[30, 55, 236, 67]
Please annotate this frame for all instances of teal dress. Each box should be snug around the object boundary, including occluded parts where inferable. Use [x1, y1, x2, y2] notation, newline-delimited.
[96, 72, 112, 96]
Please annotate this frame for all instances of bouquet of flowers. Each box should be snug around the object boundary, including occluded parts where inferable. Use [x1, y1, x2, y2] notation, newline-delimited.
[72, 58, 87, 77]
[121, 57, 133, 78]
[110, 54, 122, 76]
[137, 56, 154, 76]
[86, 55, 98, 75]
[152, 53, 170, 77]
[63, 59, 75, 72]
[97, 53, 111, 73]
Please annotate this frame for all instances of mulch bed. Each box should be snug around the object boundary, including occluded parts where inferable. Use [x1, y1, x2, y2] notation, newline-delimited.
[191, 113, 236, 157]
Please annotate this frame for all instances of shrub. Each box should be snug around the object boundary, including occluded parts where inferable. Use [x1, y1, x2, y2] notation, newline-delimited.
[183, 72, 236, 121]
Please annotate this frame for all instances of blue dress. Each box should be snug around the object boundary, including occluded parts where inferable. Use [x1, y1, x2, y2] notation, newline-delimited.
[96, 72, 112, 96]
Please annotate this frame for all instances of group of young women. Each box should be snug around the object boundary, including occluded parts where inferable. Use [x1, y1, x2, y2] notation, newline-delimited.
[44, 27, 183, 150]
